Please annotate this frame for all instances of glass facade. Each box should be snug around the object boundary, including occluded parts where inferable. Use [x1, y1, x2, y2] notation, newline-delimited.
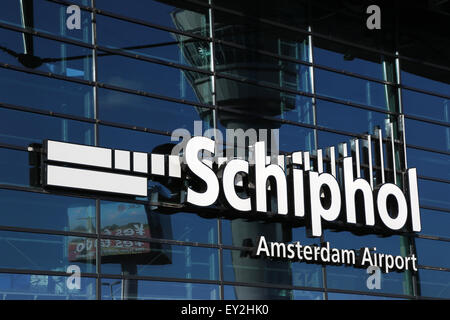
[0, 0, 448, 300]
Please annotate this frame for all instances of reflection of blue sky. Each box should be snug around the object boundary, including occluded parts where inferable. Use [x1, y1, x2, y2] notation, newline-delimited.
[102, 279, 219, 300]
[327, 292, 404, 300]
[314, 46, 385, 80]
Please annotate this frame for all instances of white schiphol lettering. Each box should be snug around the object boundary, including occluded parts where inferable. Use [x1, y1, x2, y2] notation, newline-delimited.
[43, 131, 422, 239]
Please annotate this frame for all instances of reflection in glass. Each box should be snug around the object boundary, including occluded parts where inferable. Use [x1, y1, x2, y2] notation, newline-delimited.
[223, 285, 323, 300]
[0, 273, 96, 300]
[420, 209, 450, 239]
[0, 189, 96, 232]
[402, 89, 450, 124]
[0, 68, 94, 118]
[214, 0, 308, 29]
[316, 99, 390, 135]
[326, 265, 409, 296]
[0, 0, 92, 43]
[327, 292, 404, 300]
[102, 279, 219, 300]
[407, 148, 450, 181]
[405, 119, 450, 152]
[401, 60, 450, 97]
[324, 231, 415, 296]
[95, 0, 209, 37]
[314, 38, 394, 81]
[214, 10, 309, 61]
[215, 43, 311, 94]
[223, 249, 323, 291]
[216, 77, 313, 123]
[99, 125, 171, 153]
[417, 269, 450, 299]
[101, 201, 217, 244]
[0, 148, 31, 187]
[96, 14, 210, 71]
[418, 179, 450, 210]
[0, 108, 94, 148]
[97, 53, 212, 104]
[0, 231, 96, 274]
[101, 242, 218, 288]
[415, 238, 450, 269]
[0, 27, 92, 80]
[315, 69, 397, 111]
[98, 88, 212, 133]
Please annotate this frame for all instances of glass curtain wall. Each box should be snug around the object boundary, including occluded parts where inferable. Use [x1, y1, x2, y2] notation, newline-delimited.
[0, 0, 448, 300]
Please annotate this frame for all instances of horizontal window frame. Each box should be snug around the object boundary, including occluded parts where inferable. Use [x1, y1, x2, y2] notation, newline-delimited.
[48, 0, 212, 41]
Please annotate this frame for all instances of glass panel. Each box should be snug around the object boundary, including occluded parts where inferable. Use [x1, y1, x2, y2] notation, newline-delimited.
[214, 0, 308, 29]
[101, 279, 219, 300]
[325, 231, 410, 258]
[222, 220, 318, 247]
[314, 38, 395, 81]
[312, 2, 395, 52]
[95, 0, 210, 37]
[223, 285, 323, 300]
[317, 130, 353, 150]
[223, 249, 323, 288]
[97, 53, 212, 104]
[98, 125, 172, 153]
[0, 0, 92, 44]
[415, 238, 450, 268]
[326, 265, 411, 296]
[401, 60, 450, 97]
[316, 99, 389, 135]
[417, 269, 450, 299]
[407, 147, 450, 181]
[402, 89, 450, 124]
[418, 179, 450, 210]
[0, 27, 92, 80]
[324, 231, 415, 296]
[98, 88, 212, 133]
[0, 273, 96, 300]
[278, 124, 316, 153]
[101, 243, 218, 281]
[327, 292, 405, 300]
[0, 68, 94, 118]
[216, 77, 313, 124]
[96, 14, 210, 71]
[69, 0, 90, 5]
[405, 119, 450, 153]
[0, 108, 94, 147]
[0, 148, 31, 187]
[0, 231, 96, 273]
[101, 201, 217, 244]
[215, 43, 311, 93]
[315, 69, 397, 111]
[398, 3, 450, 70]
[420, 209, 450, 239]
[0, 189, 96, 233]
[214, 11, 310, 61]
